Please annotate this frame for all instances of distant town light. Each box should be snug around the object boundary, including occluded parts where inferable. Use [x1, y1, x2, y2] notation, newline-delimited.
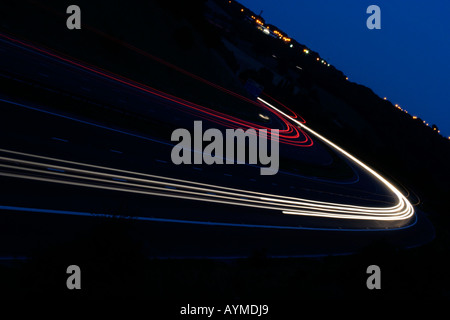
[346, 77, 349, 80]
[412, 116, 417, 119]
[316, 57, 320, 61]
[240, 8, 244, 12]
[290, 44, 293, 48]
[303, 49, 309, 54]
[383, 97, 387, 100]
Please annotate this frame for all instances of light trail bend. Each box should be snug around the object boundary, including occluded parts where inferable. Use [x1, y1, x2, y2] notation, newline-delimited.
[257, 98, 414, 224]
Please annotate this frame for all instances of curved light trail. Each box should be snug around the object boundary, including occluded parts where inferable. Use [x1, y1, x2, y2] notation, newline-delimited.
[0, 32, 415, 229]
[0, 33, 312, 147]
[0, 140, 414, 225]
[256, 98, 414, 223]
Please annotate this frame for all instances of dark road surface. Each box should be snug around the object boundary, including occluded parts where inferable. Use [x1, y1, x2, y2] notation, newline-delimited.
[0, 33, 435, 258]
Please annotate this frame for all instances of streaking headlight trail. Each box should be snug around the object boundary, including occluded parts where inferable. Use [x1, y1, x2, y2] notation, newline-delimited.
[257, 97, 414, 223]
[0, 32, 415, 230]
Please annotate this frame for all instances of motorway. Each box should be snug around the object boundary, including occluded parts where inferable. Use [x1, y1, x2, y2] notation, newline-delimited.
[0, 32, 434, 258]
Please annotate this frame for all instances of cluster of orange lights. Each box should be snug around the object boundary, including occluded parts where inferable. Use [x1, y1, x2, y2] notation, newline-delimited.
[273, 30, 282, 37]
[249, 11, 327, 64]
[272, 29, 291, 42]
[388, 99, 412, 118]
[237, 1, 449, 142]
[245, 11, 292, 43]
[394, 104, 409, 115]
[390, 100, 447, 137]
[314, 57, 329, 66]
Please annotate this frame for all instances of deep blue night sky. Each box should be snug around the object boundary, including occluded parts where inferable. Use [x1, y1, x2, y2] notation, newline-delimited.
[239, 0, 450, 138]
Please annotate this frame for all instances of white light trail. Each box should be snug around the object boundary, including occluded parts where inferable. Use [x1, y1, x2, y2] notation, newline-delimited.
[257, 97, 414, 223]
[0, 133, 414, 225]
